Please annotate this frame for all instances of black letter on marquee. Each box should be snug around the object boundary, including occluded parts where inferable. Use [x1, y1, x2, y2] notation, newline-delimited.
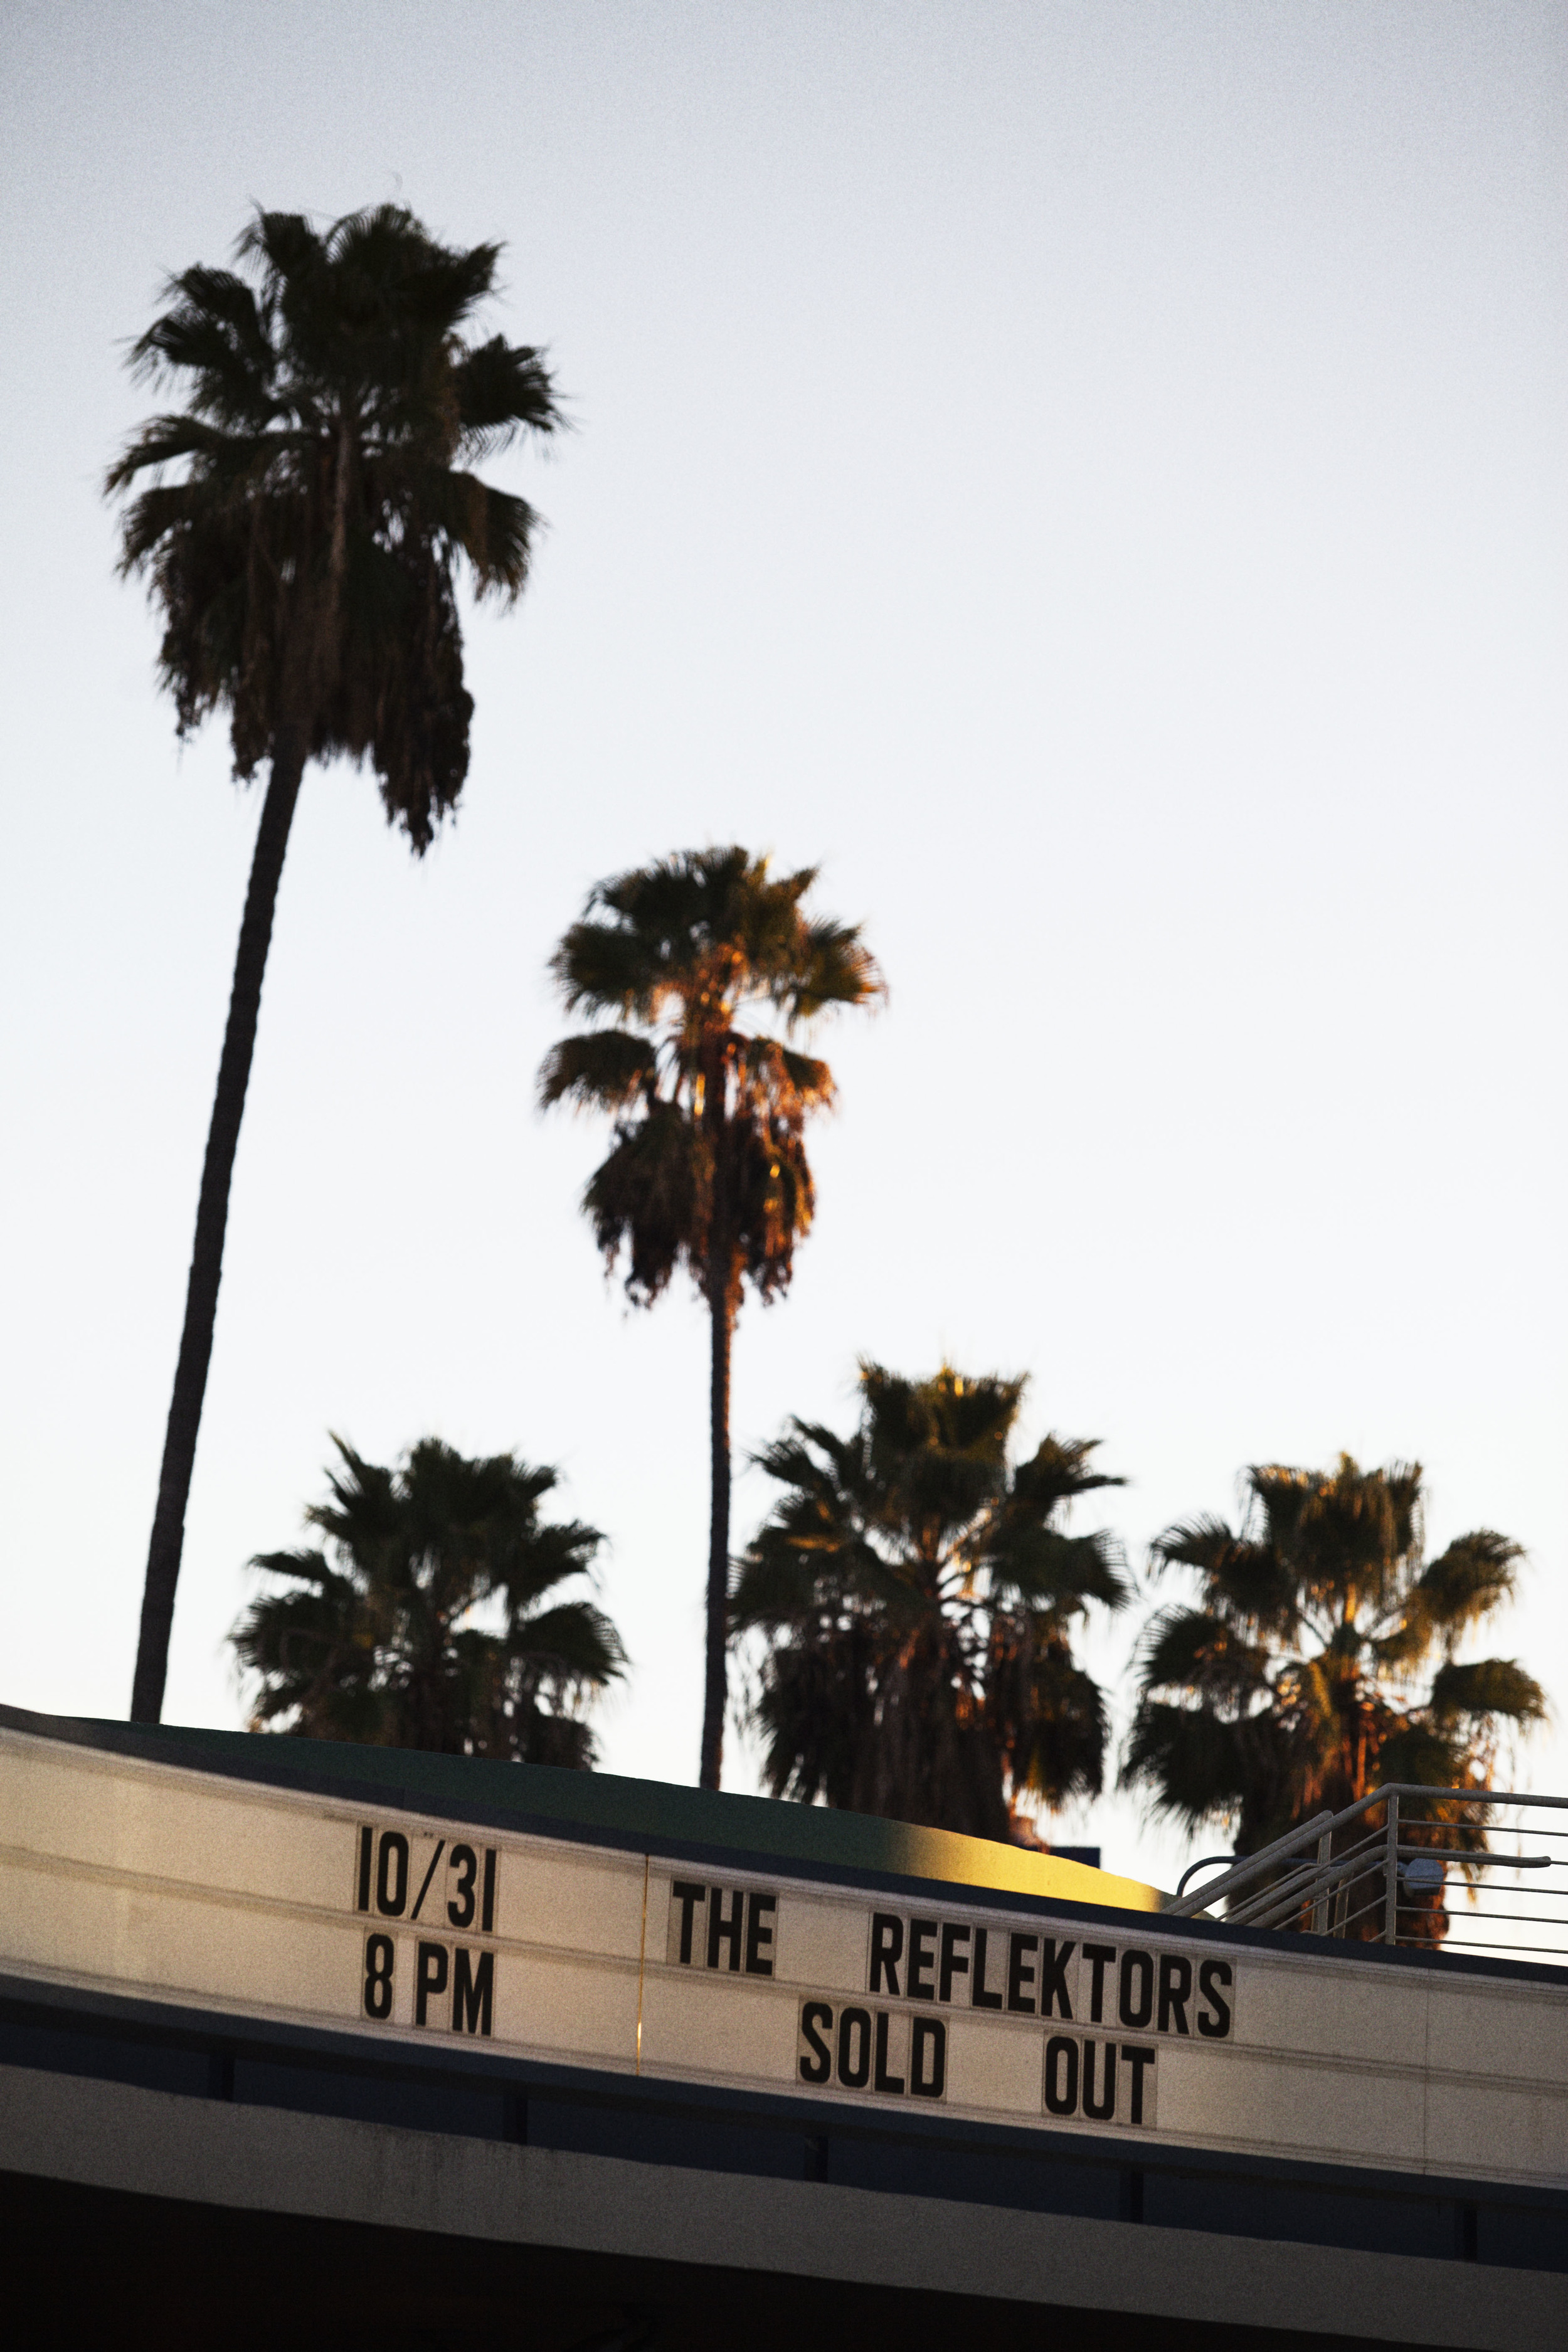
[481, 1846, 497, 1934]
[415, 1939, 449, 2026]
[376, 1831, 410, 1918]
[447, 1844, 477, 1930]
[410, 1838, 445, 1922]
[938, 1920, 971, 2005]
[1043, 2034, 1079, 2116]
[1082, 2036, 1116, 2121]
[970, 1926, 1004, 2010]
[745, 1892, 776, 1976]
[1081, 1942, 1116, 2023]
[1039, 1937, 1074, 2020]
[908, 1918, 938, 2000]
[869, 1912, 904, 1997]
[1119, 1949, 1154, 2031]
[1197, 1958, 1233, 2039]
[707, 1886, 744, 1972]
[1007, 1931, 1039, 2015]
[1121, 2042, 1156, 2125]
[837, 2006, 872, 2090]
[874, 2010, 905, 2095]
[356, 1826, 373, 1913]
[1157, 1952, 1191, 2035]
[363, 1932, 395, 2020]
[672, 1881, 705, 1964]
[799, 2001, 832, 2084]
[910, 2017, 946, 2099]
[452, 1946, 494, 2037]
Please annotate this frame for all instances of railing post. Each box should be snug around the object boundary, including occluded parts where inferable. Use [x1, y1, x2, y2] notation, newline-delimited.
[1311, 1830, 1332, 1936]
[1384, 1793, 1400, 1946]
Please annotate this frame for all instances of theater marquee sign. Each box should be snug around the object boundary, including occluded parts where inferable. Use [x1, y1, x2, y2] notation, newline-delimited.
[345, 1814, 1235, 2135]
[4, 1724, 1562, 2182]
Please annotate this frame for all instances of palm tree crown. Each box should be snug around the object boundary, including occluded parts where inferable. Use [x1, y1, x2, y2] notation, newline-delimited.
[541, 847, 884, 1788]
[111, 205, 561, 1725]
[110, 203, 559, 845]
[1125, 1453, 1545, 1937]
[233, 1436, 623, 1765]
[731, 1363, 1130, 1841]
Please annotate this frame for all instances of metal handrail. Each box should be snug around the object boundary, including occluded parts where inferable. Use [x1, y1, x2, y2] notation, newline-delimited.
[1165, 1785, 1567, 1949]
[1163, 1810, 1336, 1919]
[1175, 1853, 1241, 1900]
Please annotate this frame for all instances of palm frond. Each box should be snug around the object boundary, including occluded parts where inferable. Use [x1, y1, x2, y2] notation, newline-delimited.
[1133, 1604, 1271, 1710]
[993, 1638, 1110, 1806]
[785, 914, 887, 1019]
[1406, 1532, 1524, 1651]
[420, 470, 541, 598]
[985, 1523, 1129, 1616]
[452, 334, 563, 448]
[1377, 1720, 1476, 1789]
[509, 1599, 627, 1687]
[1427, 1656, 1547, 1727]
[1011, 1433, 1126, 1512]
[548, 917, 667, 1022]
[1152, 1513, 1300, 1636]
[581, 1102, 701, 1303]
[1121, 1698, 1249, 1833]
[538, 1030, 658, 1113]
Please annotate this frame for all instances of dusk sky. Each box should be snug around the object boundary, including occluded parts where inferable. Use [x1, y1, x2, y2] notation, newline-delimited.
[2, 1, 1563, 1897]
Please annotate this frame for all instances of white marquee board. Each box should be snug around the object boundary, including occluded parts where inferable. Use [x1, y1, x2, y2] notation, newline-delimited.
[1, 1727, 1563, 2189]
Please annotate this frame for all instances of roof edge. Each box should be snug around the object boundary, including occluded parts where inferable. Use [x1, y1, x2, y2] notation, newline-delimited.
[0, 1700, 1167, 1913]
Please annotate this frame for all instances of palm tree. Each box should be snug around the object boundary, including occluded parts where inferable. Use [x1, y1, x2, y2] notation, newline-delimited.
[540, 848, 884, 1788]
[729, 1363, 1130, 1840]
[232, 1436, 623, 1762]
[1124, 1453, 1546, 1940]
[109, 206, 561, 1723]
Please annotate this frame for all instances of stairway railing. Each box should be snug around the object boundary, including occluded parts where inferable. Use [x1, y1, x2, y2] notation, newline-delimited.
[1165, 1785, 1568, 1955]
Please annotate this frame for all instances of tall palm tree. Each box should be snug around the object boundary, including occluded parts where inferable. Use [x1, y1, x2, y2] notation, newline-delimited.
[1124, 1453, 1545, 1939]
[540, 848, 884, 1788]
[232, 1436, 623, 1762]
[109, 206, 561, 1723]
[729, 1363, 1130, 1839]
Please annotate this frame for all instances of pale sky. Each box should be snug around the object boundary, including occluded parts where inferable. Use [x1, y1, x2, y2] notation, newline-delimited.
[1, 1, 1563, 1902]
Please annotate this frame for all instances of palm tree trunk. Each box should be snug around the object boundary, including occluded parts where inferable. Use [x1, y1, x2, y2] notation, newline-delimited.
[129, 730, 307, 1722]
[700, 1254, 734, 1791]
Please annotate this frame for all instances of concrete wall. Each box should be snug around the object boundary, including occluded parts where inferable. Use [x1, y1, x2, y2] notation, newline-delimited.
[4, 2058, 1564, 2349]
